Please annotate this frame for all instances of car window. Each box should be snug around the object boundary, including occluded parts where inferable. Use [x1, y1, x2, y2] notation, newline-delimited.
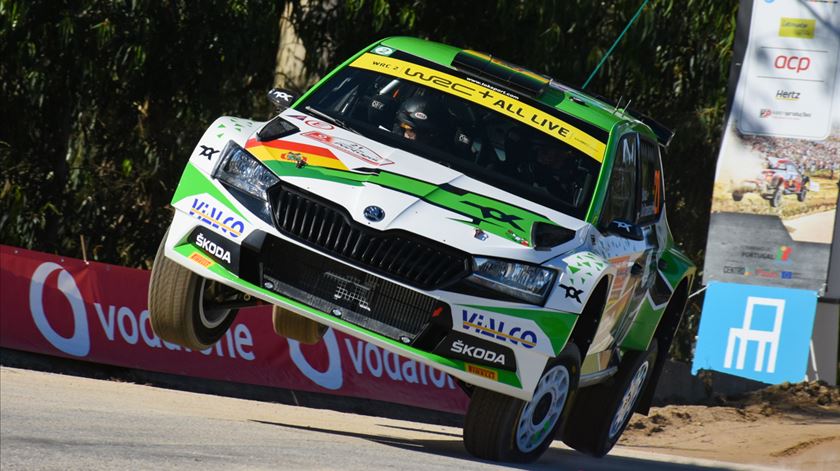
[638, 137, 662, 224]
[297, 52, 603, 220]
[601, 134, 638, 226]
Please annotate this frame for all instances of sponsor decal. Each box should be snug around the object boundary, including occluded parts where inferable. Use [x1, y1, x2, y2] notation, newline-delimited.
[189, 197, 246, 238]
[777, 245, 793, 261]
[759, 108, 812, 120]
[348, 53, 606, 162]
[450, 339, 506, 364]
[739, 246, 792, 262]
[287, 115, 335, 130]
[371, 46, 394, 56]
[473, 228, 488, 241]
[559, 283, 583, 303]
[774, 54, 811, 73]
[301, 131, 394, 166]
[466, 363, 498, 381]
[198, 145, 220, 160]
[196, 233, 232, 263]
[268, 89, 295, 103]
[2, 247, 469, 414]
[461, 200, 524, 230]
[461, 309, 538, 349]
[189, 228, 239, 272]
[779, 17, 815, 39]
[25, 260, 255, 360]
[775, 89, 801, 101]
[433, 332, 516, 370]
[723, 265, 746, 275]
[189, 252, 213, 268]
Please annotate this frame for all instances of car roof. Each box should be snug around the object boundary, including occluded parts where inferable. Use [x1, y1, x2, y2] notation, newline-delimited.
[379, 36, 655, 142]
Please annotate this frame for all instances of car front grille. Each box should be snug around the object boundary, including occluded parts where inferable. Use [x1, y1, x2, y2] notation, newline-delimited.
[260, 235, 440, 342]
[271, 184, 470, 290]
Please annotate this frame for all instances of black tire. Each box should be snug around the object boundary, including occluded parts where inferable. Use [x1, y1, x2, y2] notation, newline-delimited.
[731, 191, 743, 202]
[797, 188, 807, 202]
[272, 305, 326, 344]
[148, 230, 239, 350]
[563, 339, 658, 457]
[770, 185, 783, 208]
[463, 343, 580, 463]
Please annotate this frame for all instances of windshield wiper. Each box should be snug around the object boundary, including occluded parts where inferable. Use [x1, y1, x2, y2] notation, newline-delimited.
[304, 106, 359, 135]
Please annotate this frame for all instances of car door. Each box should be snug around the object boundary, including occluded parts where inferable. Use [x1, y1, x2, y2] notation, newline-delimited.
[588, 133, 650, 353]
[612, 136, 665, 345]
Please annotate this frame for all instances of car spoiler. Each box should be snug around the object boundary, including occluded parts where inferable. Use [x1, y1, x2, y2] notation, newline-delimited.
[589, 93, 675, 148]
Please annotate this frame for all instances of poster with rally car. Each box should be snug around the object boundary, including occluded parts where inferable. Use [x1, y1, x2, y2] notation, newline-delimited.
[704, 0, 840, 292]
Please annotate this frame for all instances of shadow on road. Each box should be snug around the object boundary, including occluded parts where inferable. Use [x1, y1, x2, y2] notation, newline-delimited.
[251, 419, 732, 470]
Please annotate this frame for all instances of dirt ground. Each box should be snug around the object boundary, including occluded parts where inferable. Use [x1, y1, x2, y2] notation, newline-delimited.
[620, 380, 840, 470]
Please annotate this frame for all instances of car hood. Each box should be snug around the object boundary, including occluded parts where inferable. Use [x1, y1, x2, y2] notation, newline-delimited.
[243, 111, 588, 263]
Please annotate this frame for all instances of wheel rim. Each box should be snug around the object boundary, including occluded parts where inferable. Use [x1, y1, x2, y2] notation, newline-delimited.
[608, 360, 650, 440]
[516, 364, 570, 453]
[197, 278, 238, 329]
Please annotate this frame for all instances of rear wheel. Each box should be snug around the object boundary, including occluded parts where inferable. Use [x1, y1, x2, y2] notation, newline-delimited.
[463, 343, 580, 463]
[148, 231, 239, 350]
[563, 340, 658, 457]
[731, 191, 743, 202]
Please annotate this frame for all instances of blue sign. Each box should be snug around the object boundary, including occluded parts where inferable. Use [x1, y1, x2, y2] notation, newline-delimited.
[692, 282, 817, 384]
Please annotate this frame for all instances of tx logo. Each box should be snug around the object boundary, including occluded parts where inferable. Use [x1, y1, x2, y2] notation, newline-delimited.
[270, 90, 294, 102]
[199, 145, 219, 160]
[461, 201, 523, 231]
[615, 221, 632, 231]
[559, 283, 583, 303]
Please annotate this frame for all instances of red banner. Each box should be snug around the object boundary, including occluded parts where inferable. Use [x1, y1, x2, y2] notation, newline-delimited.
[0, 245, 468, 413]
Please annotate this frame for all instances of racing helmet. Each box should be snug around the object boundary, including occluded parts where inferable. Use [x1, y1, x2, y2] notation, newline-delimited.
[395, 96, 447, 142]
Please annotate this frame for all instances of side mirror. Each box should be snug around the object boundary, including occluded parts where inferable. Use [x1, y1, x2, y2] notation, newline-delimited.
[267, 88, 299, 112]
[605, 219, 644, 241]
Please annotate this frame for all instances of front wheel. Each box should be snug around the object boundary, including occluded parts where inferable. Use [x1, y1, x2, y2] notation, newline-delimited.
[463, 343, 580, 463]
[148, 231, 239, 350]
[563, 339, 658, 457]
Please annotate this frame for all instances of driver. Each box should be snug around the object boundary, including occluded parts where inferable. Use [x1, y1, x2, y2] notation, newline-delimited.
[394, 96, 447, 143]
[530, 138, 579, 201]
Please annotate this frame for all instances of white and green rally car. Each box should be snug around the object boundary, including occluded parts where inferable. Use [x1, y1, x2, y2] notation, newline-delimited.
[149, 37, 695, 462]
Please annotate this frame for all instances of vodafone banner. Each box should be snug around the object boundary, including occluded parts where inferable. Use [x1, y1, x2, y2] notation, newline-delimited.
[0, 245, 468, 414]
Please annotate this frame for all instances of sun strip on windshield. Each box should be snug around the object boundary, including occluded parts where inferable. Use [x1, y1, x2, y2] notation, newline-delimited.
[349, 53, 606, 163]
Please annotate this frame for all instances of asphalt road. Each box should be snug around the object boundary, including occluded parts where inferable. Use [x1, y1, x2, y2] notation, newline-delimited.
[0, 367, 772, 471]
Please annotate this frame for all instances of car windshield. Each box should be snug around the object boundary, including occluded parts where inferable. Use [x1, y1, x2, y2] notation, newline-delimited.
[297, 50, 605, 220]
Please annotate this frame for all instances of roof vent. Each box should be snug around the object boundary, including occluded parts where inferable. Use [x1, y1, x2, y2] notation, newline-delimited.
[451, 50, 550, 97]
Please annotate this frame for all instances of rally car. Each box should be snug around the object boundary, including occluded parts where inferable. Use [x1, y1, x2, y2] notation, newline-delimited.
[148, 37, 695, 462]
[731, 157, 810, 207]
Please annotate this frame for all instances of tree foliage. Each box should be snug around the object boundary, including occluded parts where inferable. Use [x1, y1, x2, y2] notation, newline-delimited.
[0, 0, 281, 267]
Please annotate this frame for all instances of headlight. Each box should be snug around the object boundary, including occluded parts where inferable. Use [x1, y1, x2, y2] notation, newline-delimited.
[213, 141, 279, 201]
[467, 257, 557, 304]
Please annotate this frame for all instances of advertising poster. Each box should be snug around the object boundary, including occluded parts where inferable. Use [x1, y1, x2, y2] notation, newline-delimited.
[0, 246, 469, 414]
[704, 0, 840, 293]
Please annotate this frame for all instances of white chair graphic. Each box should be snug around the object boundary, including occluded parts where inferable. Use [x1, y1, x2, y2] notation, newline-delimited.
[724, 296, 785, 373]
